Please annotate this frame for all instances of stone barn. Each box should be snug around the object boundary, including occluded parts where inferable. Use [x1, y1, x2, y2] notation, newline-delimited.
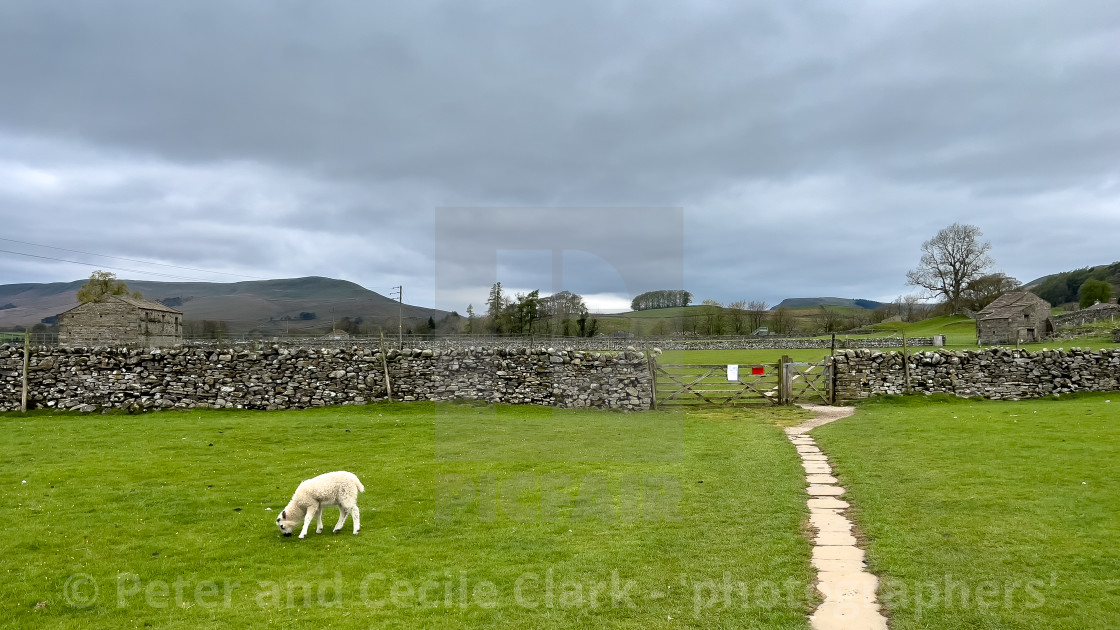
[975, 292, 1052, 345]
[59, 296, 183, 347]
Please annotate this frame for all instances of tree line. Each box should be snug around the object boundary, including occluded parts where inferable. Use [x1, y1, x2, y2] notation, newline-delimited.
[630, 290, 693, 311]
[467, 283, 600, 337]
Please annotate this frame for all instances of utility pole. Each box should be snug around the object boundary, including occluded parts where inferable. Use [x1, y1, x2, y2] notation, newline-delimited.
[390, 285, 403, 349]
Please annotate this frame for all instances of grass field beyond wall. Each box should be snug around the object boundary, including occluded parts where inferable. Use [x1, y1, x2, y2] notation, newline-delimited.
[812, 393, 1120, 629]
[1, 403, 815, 629]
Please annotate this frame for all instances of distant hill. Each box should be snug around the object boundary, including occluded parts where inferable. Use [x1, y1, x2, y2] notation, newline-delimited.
[1024, 262, 1120, 306]
[0, 276, 450, 335]
[772, 297, 885, 310]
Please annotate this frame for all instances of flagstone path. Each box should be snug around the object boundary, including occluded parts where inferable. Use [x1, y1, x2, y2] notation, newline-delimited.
[788, 404, 889, 630]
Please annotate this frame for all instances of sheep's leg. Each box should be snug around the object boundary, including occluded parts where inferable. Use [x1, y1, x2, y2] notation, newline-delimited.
[300, 504, 318, 539]
[316, 508, 324, 534]
[334, 506, 349, 533]
[351, 506, 361, 534]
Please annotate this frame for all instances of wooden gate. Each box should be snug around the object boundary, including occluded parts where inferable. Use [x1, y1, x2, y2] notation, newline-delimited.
[650, 356, 833, 408]
[782, 360, 833, 406]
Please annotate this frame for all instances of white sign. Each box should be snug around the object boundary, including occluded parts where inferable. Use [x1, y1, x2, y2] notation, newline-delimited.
[727, 364, 739, 381]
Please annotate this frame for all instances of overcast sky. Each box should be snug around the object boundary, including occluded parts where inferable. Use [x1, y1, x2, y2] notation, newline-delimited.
[1, 1, 1118, 312]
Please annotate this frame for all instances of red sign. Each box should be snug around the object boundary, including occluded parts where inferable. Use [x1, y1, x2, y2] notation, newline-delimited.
[752, 366, 764, 375]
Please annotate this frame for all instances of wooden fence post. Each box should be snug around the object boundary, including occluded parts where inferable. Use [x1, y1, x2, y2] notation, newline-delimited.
[827, 356, 835, 406]
[380, 330, 393, 403]
[779, 355, 791, 405]
[902, 331, 912, 394]
[647, 352, 659, 410]
[21, 329, 29, 413]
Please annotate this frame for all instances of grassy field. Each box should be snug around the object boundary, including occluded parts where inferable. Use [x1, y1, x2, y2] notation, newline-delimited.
[869, 315, 978, 346]
[812, 393, 1120, 629]
[593, 304, 870, 337]
[657, 348, 831, 366]
[656, 316, 1117, 366]
[872, 315, 1120, 351]
[1, 403, 817, 629]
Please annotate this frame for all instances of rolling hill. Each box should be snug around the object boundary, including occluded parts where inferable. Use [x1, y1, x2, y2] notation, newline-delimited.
[772, 297, 885, 310]
[0, 277, 450, 335]
[1024, 261, 1120, 306]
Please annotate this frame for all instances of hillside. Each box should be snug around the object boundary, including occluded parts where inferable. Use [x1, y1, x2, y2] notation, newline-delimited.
[772, 297, 885, 310]
[0, 277, 449, 335]
[1024, 262, 1120, 306]
[869, 315, 978, 345]
[592, 301, 879, 336]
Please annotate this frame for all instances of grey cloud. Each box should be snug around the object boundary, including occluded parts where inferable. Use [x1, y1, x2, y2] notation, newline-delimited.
[4, 0, 1117, 200]
[1, 1, 1118, 308]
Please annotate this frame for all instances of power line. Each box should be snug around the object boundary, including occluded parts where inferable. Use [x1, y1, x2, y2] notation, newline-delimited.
[0, 248, 222, 282]
[0, 237, 270, 280]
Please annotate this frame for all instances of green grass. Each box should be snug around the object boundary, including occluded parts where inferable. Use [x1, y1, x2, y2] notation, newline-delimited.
[593, 306, 721, 336]
[601, 309, 1115, 355]
[870, 315, 978, 346]
[596, 305, 874, 337]
[656, 349, 831, 366]
[811, 393, 1120, 629]
[1, 403, 816, 629]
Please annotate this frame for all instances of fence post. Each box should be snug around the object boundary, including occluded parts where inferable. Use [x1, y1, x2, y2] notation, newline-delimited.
[21, 329, 30, 412]
[902, 331, 912, 394]
[647, 352, 659, 410]
[826, 357, 834, 405]
[779, 355, 791, 405]
[380, 330, 394, 403]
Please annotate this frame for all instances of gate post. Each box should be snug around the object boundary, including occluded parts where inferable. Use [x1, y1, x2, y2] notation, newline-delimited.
[827, 357, 835, 405]
[779, 355, 791, 405]
[647, 353, 659, 410]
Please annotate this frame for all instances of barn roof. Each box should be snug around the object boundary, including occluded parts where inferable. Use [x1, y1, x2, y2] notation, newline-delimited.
[111, 295, 182, 314]
[61, 295, 183, 315]
[976, 292, 1048, 321]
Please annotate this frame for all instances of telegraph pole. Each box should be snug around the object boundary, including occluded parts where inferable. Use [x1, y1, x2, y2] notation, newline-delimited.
[390, 285, 403, 349]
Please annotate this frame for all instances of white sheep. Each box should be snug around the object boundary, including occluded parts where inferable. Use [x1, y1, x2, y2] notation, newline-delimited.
[276, 471, 364, 538]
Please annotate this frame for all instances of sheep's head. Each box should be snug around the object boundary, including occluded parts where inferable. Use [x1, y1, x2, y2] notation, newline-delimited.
[276, 510, 297, 537]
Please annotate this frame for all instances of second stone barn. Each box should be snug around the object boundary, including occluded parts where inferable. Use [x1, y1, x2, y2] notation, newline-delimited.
[58, 295, 184, 347]
[975, 292, 1053, 346]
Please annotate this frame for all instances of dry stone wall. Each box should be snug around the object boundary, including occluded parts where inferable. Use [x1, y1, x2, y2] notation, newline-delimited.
[188, 335, 934, 352]
[834, 347, 1120, 401]
[0, 344, 652, 413]
[652, 336, 934, 351]
[1051, 303, 1120, 329]
[8, 343, 1119, 413]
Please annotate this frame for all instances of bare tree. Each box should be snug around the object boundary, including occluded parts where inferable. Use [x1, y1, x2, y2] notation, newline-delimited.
[746, 300, 769, 333]
[700, 302, 724, 335]
[903, 294, 924, 322]
[769, 306, 795, 334]
[817, 306, 845, 333]
[727, 300, 747, 334]
[906, 223, 994, 315]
